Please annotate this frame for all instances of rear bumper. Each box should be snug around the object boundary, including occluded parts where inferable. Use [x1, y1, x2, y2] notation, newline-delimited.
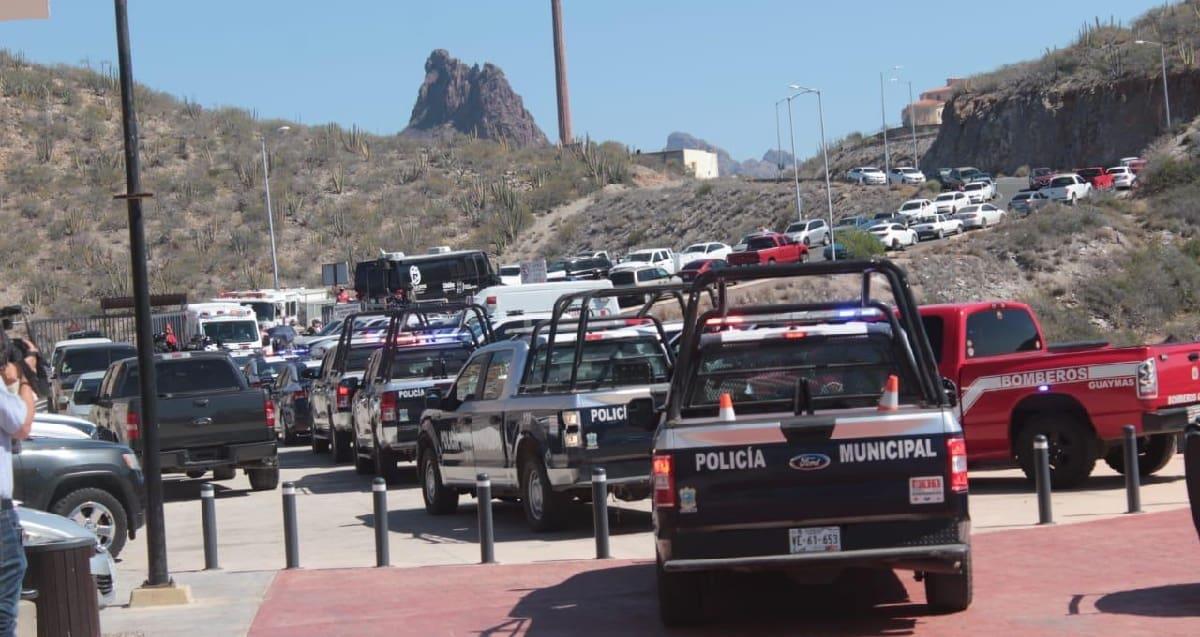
[662, 543, 969, 575]
[381, 423, 420, 457]
[159, 440, 278, 471]
[546, 457, 650, 493]
[1142, 406, 1197, 434]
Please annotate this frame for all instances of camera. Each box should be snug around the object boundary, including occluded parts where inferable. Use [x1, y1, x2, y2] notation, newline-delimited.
[0, 305, 50, 398]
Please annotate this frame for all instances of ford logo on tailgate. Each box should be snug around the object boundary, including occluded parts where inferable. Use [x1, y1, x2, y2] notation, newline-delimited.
[788, 453, 831, 471]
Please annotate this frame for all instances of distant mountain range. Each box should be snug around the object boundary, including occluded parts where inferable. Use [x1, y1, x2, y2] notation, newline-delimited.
[665, 132, 791, 178]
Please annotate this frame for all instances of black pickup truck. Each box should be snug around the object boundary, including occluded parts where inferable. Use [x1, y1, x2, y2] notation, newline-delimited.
[651, 259, 971, 625]
[418, 285, 681, 531]
[91, 352, 280, 490]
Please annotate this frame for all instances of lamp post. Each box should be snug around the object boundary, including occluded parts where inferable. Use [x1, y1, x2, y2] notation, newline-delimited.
[788, 85, 836, 260]
[776, 94, 804, 223]
[890, 76, 920, 170]
[879, 66, 902, 178]
[774, 101, 784, 180]
[259, 125, 290, 289]
[1135, 40, 1172, 130]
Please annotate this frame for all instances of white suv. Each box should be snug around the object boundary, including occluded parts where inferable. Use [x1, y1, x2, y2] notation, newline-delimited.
[1042, 174, 1091, 205]
[783, 219, 831, 247]
[613, 248, 678, 274]
[932, 191, 970, 214]
[846, 167, 886, 185]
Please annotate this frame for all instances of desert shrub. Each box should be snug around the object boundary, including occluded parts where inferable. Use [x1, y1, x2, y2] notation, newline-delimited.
[837, 228, 884, 258]
[1014, 165, 1030, 178]
[1143, 181, 1200, 236]
[1023, 293, 1105, 344]
[920, 180, 942, 195]
[1077, 245, 1200, 331]
[1137, 154, 1200, 195]
[695, 182, 714, 198]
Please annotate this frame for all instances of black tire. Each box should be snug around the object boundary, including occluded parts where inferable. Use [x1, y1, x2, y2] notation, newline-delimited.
[1104, 433, 1177, 476]
[925, 550, 973, 613]
[375, 435, 404, 485]
[311, 409, 330, 454]
[52, 488, 128, 558]
[185, 470, 205, 479]
[212, 466, 236, 481]
[766, 258, 776, 265]
[282, 420, 297, 446]
[891, 239, 900, 250]
[802, 237, 810, 247]
[798, 251, 808, 263]
[1016, 414, 1099, 489]
[520, 455, 569, 532]
[331, 426, 352, 464]
[248, 467, 280, 491]
[937, 229, 945, 240]
[656, 556, 704, 626]
[352, 432, 373, 475]
[419, 445, 458, 515]
[823, 233, 831, 246]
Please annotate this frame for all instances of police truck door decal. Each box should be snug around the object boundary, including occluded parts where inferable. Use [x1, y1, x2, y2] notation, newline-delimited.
[409, 265, 422, 287]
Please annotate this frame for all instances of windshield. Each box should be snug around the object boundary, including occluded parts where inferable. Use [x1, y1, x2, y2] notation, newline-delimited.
[746, 237, 778, 250]
[500, 266, 520, 276]
[685, 332, 915, 414]
[611, 271, 635, 286]
[74, 376, 103, 393]
[1050, 177, 1075, 187]
[626, 253, 652, 263]
[527, 337, 670, 390]
[935, 194, 954, 201]
[202, 320, 259, 344]
[900, 202, 921, 210]
[964, 183, 982, 190]
[60, 346, 136, 376]
[318, 321, 343, 336]
[683, 245, 705, 254]
[346, 345, 383, 372]
[243, 302, 274, 321]
[388, 347, 472, 380]
[548, 261, 567, 271]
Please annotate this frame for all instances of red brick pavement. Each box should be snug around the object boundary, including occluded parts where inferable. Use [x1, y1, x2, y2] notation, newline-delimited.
[250, 509, 1200, 636]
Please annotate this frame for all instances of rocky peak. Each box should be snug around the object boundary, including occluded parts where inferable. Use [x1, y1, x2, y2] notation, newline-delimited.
[404, 49, 547, 148]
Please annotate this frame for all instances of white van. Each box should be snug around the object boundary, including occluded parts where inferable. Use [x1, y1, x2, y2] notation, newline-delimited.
[185, 302, 262, 357]
[475, 280, 619, 325]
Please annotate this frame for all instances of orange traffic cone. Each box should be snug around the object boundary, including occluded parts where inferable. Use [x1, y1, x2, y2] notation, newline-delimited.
[718, 392, 736, 421]
[878, 375, 899, 412]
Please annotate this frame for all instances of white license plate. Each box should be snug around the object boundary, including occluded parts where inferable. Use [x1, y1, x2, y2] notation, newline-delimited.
[788, 526, 841, 554]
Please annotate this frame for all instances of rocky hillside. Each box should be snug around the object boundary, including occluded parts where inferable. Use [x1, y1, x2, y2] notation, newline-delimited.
[403, 49, 547, 148]
[922, 3, 1200, 172]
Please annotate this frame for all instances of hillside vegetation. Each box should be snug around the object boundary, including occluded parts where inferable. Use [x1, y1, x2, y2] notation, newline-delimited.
[0, 50, 633, 315]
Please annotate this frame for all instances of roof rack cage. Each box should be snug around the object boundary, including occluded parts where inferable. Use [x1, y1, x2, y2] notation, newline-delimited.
[525, 282, 687, 393]
[384, 302, 494, 349]
[679, 259, 943, 412]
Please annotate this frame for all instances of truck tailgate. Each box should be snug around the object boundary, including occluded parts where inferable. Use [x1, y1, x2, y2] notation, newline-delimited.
[660, 409, 962, 548]
[146, 389, 270, 451]
[1143, 343, 1200, 412]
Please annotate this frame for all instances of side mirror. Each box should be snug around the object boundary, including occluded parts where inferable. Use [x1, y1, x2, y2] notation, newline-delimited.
[942, 377, 959, 408]
[73, 390, 97, 406]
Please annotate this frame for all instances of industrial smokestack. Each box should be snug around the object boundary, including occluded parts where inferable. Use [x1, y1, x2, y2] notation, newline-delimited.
[550, 0, 573, 145]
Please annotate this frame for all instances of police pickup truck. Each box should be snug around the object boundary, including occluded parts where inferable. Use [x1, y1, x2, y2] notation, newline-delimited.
[350, 303, 493, 483]
[652, 260, 970, 625]
[309, 312, 389, 462]
[417, 285, 682, 531]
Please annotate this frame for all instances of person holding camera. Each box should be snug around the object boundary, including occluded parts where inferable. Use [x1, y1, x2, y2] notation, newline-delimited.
[0, 339, 35, 636]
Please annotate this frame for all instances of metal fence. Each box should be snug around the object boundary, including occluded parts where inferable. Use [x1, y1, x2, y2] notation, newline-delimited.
[25, 311, 188, 353]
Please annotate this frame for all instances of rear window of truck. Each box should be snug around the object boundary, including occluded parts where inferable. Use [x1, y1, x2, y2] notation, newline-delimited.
[157, 359, 244, 394]
[685, 332, 918, 414]
[525, 337, 669, 391]
[387, 347, 472, 380]
[964, 308, 1040, 358]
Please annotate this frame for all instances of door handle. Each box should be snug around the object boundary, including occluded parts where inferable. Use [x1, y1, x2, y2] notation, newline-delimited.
[1189, 352, 1199, 362]
[191, 417, 213, 427]
[193, 398, 210, 407]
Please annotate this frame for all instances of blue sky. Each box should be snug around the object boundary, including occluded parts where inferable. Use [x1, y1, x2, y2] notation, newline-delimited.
[0, 0, 1165, 160]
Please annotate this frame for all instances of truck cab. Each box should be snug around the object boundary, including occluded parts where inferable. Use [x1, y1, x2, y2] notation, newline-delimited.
[186, 302, 262, 360]
[652, 260, 969, 626]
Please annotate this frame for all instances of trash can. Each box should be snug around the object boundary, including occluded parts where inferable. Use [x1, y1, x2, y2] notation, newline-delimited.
[22, 536, 99, 637]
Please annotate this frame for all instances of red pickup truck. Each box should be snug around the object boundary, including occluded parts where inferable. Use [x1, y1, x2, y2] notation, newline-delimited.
[920, 301, 1200, 487]
[727, 232, 808, 266]
[1075, 167, 1115, 191]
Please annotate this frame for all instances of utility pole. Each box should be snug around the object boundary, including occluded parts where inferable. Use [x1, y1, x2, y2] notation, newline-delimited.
[879, 71, 890, 177]
[550, 0, 572, 145]
[113, 0, 178, 600]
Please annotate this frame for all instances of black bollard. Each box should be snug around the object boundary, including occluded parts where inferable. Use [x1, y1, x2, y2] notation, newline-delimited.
[1122, 425, 1143, 514]
[1034, 434, 1054, 525]
[1185, 424, 1200, 541]
[200, 483, 219, 570]
[591, 467, 611, 559]
[477, 473, 495, 564]
[373, 477, 390, 567]
[282, 481, 300, 569]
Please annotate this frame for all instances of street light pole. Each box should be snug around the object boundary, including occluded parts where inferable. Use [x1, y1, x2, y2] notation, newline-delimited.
[1136, 40, 1172, 130]
[790, 85, 836, 261]
[907, 80, 918, 168]
[774, 101, 784, 181]
[879, 71, 889, 177]
[260, 126, 289, 290]
[783, 95, 803, 223]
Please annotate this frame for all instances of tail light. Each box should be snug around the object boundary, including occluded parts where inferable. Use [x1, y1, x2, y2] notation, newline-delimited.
[336, 384, 351, 411]
[265, 398, 276, 428]
[1136, 357, 1158, 399]
[292, 390, 307, 401]
[947, 436, 968, 493]
[381, 391, 397, 425]
[485, 295, 497, 312]
[652, 454, 675, 507]
[125, 410, 140, 443]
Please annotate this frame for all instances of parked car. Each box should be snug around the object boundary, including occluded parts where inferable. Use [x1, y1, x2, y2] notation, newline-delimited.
[66, 371, 106, 419]
[933, 191, 971, 214]
[565, 254, 613, 280]
[271, 359, 323, 444]
[955, 203, 1006, 229]
[868, 223, 917, 250]
[962, 180, 995, 204]
[946, 166, 983, 189]
[911, 214, 964, 241]
[51, 342, 137, 414]
[92, 351, 279, 490]
[613, 248, 678, 274]
[887, 166, 926, 184]
[845, 167, 886, 185]
[49, 337, 112, 376]
[872, 212, 910, 227]
[242, 354, 293, 389]
[677, 258, 728, 284]
[498, 264, 522, 286]
[1107, 165, 1136, 189]
[782, 219, 831, 247]
[1076, 167, 1115, 191]
[897, 198, 935, 220]
[679, 242, 732, 266]
[14, 435, 144, 558]
[611, 265, 678, 306]
[835, 215, 872, 230]
[823, 242, 849, 260]
[545, 260, 569, 282]
[18, 507, 118, 608]
[32, 413, 98, 440]
[1009, 190, 1051, 214]
[726, 233, 809, 265]
[1029, 167, 1055, 190]
[1042, 174, 1091, 204]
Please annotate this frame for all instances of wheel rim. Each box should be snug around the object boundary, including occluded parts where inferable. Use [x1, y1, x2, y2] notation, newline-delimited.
[423, 458, 437, 503]
[69, 501, 116, 549]
[1045, 430, 1080, 472]
[527, 469, 544, 520]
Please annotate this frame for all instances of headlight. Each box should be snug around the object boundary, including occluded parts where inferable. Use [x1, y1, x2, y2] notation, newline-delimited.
[122, 452, 142, 472]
